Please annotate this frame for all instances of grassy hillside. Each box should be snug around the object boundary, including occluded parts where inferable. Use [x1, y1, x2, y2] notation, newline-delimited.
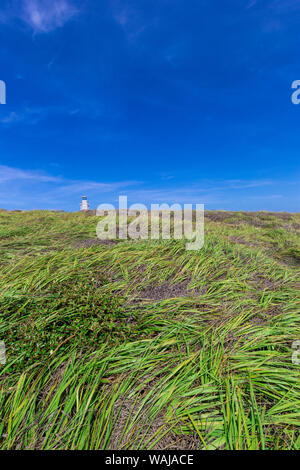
[0, 209, 299, 450]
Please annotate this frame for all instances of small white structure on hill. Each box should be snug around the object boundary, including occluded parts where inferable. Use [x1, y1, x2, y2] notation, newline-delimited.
[80, 195, 90, 211]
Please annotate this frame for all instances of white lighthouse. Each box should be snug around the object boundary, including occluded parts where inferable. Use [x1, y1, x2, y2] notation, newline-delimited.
[80, 195, 90, 211]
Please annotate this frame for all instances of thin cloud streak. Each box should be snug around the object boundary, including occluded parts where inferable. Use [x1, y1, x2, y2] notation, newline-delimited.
[0, 165, 62, 183]
[0, 165, 298, 212]
[0, 0, 79, 33]
[111, 0, 152, 43]
[0, 165, 141, 209]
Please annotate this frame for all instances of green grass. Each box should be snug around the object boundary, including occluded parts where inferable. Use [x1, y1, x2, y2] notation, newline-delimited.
[0, 209, 299, 450]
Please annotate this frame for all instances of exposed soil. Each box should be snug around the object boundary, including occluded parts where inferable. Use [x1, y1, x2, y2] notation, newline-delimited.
[277, 255, 300, 267]
[109, 390, 200, 450]
[250, 306, 283, 326]
[229, 235, 260, 247]
[134, 279, 192, 301]
[205, 211, 295, 227]
[248, 275, 281, 291]
[75, 238, 119, 248]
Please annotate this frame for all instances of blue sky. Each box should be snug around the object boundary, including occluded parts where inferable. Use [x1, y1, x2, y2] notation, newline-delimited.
[0, 0, 299, 211]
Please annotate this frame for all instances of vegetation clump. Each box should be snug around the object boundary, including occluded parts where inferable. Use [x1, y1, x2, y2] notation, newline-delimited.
[0, 210, 299, 450]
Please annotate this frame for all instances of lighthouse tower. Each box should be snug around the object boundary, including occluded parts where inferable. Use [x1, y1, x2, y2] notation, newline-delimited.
[80, 195, 90, 211]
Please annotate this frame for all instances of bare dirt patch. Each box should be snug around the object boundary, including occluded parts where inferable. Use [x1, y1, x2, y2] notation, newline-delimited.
[250, 307, 283, 326]
[205, 211, 235, 223]
[109, 391, 200, 450]
[229, 236, 260, 247]
[248, 275, 281, 291]
[277, 255, 300, 267]
[75, 238, 119, 248]
[134, 280, 192, 301]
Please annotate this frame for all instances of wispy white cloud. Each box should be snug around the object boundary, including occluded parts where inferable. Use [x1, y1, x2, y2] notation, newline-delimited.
[224, 179, 273, 189]
[247, 194, 283, 200]
[111, 0, 152, 43]
[0, 104, 93, 126]
[246, 0, 258, 9]
[0, 112, 22, 125]
[0, 106, 48, 125]
[50, 180, 140, 198]
[23, 0, 78, 32]
[0, 165, 298, 212]
[0, 165, 62, 183]
[0, 165, 140, 210]
[0, 0, 79, 33]
[121, 179, 274, 206]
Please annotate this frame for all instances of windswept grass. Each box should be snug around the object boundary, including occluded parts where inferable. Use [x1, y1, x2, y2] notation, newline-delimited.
[0, 210, 299, 449]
